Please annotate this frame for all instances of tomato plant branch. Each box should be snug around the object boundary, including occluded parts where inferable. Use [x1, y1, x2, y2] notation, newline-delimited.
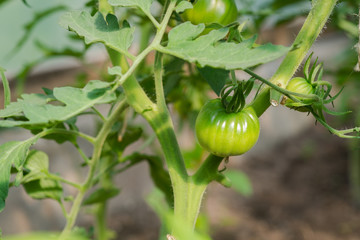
[43, 128, 96, 144]
[154, 52, 167, 109]
[44, 173, 82, 190]
[269, 0, 338, 105]
[245, 69, 320, 103]
[59, 100, 127, 239]
[249, 0, 338, 115]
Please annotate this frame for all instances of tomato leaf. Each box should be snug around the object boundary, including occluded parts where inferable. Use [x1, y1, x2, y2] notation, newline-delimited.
[21, 151, 63, 201]
[60, 11, 135, 58]
[0, 138, 39, 212]
[175, 1, 193, 13]
[99, 0, 115, 21]
[0, 80, 116, 127]
[22, 150, 50, 183]
[197, 66, 229, 96]
[108, 0, 153, 16]
[82, 188, 120, 205]
[224, 170, 252, 197]
[159, 22, 290, 70]
[23, 178, 63, 201]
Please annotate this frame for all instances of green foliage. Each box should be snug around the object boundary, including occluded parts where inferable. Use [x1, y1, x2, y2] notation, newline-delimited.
[0, 0, 357, 239]
[0, 138, 39, 212]
[0, 80, 116, 127]
[21, 150, 63, 201]
[83, 188, 120, 205]
[108, 0, 154, 16]
[159, 22, 290, 70]
[175, 1, 193, 13]
[224, 170, 253, 197]
[60, 11, 135, 59]
[197, 66, 229, 96]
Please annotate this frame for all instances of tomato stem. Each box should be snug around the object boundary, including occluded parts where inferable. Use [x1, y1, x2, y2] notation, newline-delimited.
[59, 100, 128, 239]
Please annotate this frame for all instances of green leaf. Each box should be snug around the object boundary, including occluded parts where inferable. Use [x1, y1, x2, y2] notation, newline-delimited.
[0, 80, 116, 127]
[107, 126, 143, 154]
[197, 66, 229, 96]
[22, 150, 49, 182]
[0, 93, 49, 118]
[83, 188, 120, 205]
[22, 150, 63, 201]
[0, 138, 38, 212]
[23, 178, 63, 201]
[224, 170, 252, 197]
[108, 0, 153, 16]
[4, 232, 90, 240]
[159, 22, 290, 70]
[175, 1, 193, 13]
[108, 66, 123, 76]
[60, 11, 135, 58]
[0, 67, 10, 108]
[99, 0, 115, 21]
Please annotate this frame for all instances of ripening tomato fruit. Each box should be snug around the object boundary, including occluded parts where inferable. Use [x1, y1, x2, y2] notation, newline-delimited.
[285, 77, 315, 112]
[182, 0, 238, 26]
[195, 99, 260, 157]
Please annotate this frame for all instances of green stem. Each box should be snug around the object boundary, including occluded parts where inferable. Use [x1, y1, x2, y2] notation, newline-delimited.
[245, 69, 320, 102]
[45, 173, 82, 190]
[95, 203, 108, 240]
[154, 52, 167, 108]
[95, 155, 115, 240]
[0, 67, 10, 108]
[44, 128, 96, 144]
[59, 100, 127, 239]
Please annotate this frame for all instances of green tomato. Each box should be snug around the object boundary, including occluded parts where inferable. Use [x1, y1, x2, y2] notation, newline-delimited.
[182, 0, 238, 26]
[285, 77, 315, 112]
[195, 99, 260, 157]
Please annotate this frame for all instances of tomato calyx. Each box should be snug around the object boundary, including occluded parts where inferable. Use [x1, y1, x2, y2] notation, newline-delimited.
[220, 78, 255, 113]
[282, 53, 351, 133]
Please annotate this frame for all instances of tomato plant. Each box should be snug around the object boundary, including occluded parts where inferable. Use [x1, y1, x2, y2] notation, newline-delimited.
[195, 98, 260, 157]
[182, 0, 238, 26]
[0, 0, 359, 240]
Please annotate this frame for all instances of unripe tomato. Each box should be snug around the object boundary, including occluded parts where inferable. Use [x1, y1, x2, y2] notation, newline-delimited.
[285, 77, 315, 112]
[182, 0, 238, 26]
[195, 99, 260, 157]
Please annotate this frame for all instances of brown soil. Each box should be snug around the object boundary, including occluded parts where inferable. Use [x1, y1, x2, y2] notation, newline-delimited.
[108, 126, 360, 240]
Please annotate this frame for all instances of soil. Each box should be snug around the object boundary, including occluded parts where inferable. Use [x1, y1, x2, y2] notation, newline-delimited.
[107, 126, 360, 240]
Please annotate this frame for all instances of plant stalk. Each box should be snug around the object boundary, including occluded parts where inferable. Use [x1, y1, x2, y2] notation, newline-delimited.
[59, 100, 127, 239]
